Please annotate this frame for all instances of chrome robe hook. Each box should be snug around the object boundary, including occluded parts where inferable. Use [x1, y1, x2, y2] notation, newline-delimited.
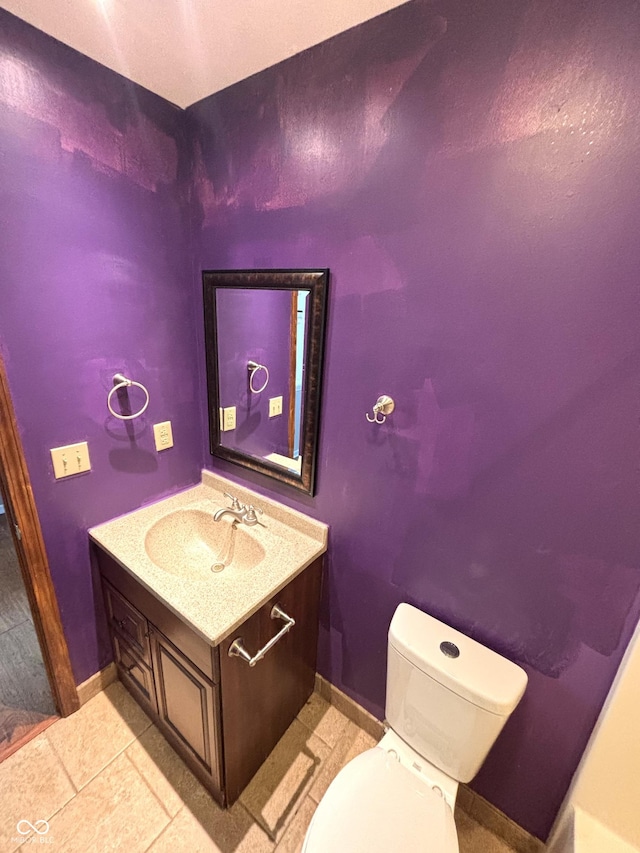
[366, 395, 395, 424]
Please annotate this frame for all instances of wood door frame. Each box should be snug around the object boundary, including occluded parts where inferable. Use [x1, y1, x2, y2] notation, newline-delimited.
[0, 355, 79, 716]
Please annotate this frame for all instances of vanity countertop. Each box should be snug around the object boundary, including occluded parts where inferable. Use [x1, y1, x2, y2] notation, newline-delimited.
[89, 470, 328, 646]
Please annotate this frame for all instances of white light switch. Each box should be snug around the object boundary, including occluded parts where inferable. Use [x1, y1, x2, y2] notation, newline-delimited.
[269, 396, 283, 418]
[51, 441, 91, 479]
[153, 421, 174, 451]
[220, 406, 236, 431]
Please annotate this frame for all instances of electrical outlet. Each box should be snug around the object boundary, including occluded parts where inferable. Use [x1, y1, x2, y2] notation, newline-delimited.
[50, 441, 91, 479]
[153, 421, 174, 451]
[220, 406, 236, 431]
[269, 396, 283, 417]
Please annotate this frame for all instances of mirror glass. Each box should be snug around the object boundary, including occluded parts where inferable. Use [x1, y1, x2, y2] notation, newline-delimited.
[203, 270, 328, 495]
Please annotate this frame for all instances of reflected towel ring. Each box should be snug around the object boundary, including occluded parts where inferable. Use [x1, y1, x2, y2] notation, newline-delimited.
[107, 373, 150, 420]
[248, 360, 270, 394]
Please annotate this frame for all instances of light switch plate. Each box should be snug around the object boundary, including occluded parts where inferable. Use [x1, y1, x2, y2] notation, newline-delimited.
[50, 441, 91, 479]
[269, 396, 283, 417]
[153, 421, 174, 451]
[220, 406, 236, 431]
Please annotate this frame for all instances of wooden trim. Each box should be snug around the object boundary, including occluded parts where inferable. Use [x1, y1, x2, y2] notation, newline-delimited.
[77, 662, 117, 707]
[0, 356, 79, 716]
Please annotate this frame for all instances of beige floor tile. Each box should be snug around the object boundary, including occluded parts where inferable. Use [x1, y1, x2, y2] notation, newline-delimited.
[46, 681, 151, 789]
[126, 724, 203, 818]
[457, 809, 517, 853]
[149, 785, 273, 853]
[308, 720, 377, 804]
[240, 719, 330, 842]
[273, 797, 317, 853]
[0, 732, 75, 852]
[45, 752, 169, 852]
[296, 692, 350, 748]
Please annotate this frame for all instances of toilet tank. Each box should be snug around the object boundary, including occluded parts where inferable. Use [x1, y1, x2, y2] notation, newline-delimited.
[386, 604, 528, 783]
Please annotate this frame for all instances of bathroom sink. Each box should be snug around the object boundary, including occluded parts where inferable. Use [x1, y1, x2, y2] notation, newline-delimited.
[144, 509, 265, 581]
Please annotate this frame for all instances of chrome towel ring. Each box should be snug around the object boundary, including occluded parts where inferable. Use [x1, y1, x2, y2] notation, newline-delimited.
[247, 360, 270, 394]
[107, 373, 150, 420]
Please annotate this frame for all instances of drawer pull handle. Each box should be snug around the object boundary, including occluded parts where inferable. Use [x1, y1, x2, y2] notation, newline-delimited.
[116, 619, 128, 630]
[228, 605, 295, 667]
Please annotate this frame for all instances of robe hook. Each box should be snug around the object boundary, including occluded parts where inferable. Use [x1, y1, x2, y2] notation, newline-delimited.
[366, 395, 395, 424]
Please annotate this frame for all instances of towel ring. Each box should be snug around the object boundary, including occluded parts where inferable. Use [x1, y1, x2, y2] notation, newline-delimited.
[248, 360, 270, 394]
[107, 373, 150, 420]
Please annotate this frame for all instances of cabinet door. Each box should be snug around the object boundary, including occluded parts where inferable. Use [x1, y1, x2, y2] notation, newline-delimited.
[219, 558, 322, 804]
[151, 630, 222, 787]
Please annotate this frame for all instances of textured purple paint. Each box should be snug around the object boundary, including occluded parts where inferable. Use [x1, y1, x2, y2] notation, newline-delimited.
[216, 288, 292, 457]
[0, 10, 203, 684]
[189, 0, 640, 838]
[2, 0, 639, 840]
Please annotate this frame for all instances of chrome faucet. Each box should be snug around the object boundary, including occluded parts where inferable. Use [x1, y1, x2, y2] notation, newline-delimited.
[214, 492, 263, 526]
[213, 506, 246, 523]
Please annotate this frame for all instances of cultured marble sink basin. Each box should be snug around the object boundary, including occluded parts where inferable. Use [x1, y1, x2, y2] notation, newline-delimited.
[89, 470, 328, 644]
[144, 509, 266, 581]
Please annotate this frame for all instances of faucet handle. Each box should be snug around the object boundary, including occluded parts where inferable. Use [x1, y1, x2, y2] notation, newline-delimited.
[244, 505, 263, 525]
[224, 492, 244, 511]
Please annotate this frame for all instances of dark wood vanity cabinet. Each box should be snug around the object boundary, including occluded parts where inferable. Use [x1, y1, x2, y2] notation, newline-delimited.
[95, 545, 322, 807]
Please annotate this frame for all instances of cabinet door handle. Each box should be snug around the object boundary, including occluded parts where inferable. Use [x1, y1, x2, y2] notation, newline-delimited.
[116, 618, 128, 630]
[228, 604, 295, 667]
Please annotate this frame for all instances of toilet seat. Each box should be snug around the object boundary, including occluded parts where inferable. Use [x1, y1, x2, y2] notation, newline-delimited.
[303, 747, 459, 853]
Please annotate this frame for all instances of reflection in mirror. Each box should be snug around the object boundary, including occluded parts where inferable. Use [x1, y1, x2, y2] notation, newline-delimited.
[216, 288, 308, 472]
[203, 270, 328, 495]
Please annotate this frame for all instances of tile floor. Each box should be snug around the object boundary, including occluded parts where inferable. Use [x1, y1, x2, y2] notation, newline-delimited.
[0, 513, 56, 762]
[0, 681, 519, 852]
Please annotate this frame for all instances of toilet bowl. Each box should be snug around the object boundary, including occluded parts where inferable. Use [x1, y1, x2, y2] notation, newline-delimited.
[302, 733, 459, 853]
[303, 603, 528, 852]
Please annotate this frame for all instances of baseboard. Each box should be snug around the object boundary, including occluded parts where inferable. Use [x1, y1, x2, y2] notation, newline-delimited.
[315, 673, 544, 853]
[314, 673, 384, 741]
[76, 662, 118, 706]
[455, 784, 544, 852]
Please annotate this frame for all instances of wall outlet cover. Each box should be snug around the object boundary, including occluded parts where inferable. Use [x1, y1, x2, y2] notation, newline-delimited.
[220, 406, 236, 431]
[153, 421, 174, 451]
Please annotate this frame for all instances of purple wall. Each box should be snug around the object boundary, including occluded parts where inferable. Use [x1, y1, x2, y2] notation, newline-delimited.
[2, 0, 640, 841]
[189, 0, 640, 839]
[216, 288, 292, 457]
[0, 11, 203, 684]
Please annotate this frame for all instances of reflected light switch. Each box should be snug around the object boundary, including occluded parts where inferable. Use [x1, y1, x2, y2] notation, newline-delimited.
[269, 396, 283, 417]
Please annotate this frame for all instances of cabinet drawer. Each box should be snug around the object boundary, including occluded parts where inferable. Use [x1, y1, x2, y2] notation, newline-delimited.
[104, 581, 151, 665]
[113, 633, 157, 713]
[96, 549, 218, 682]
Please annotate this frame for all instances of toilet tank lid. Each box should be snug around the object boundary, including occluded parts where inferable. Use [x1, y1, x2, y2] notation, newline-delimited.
[389, 604, 528, 716]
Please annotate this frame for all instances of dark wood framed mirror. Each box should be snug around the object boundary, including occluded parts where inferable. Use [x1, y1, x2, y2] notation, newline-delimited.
[203, 269, 329, 495]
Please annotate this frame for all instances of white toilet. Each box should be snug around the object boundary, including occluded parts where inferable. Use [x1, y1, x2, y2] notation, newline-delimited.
[303, 603, 528, 853]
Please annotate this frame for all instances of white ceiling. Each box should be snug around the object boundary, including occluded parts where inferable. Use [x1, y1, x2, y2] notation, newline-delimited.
[1, 0, 409, 108]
